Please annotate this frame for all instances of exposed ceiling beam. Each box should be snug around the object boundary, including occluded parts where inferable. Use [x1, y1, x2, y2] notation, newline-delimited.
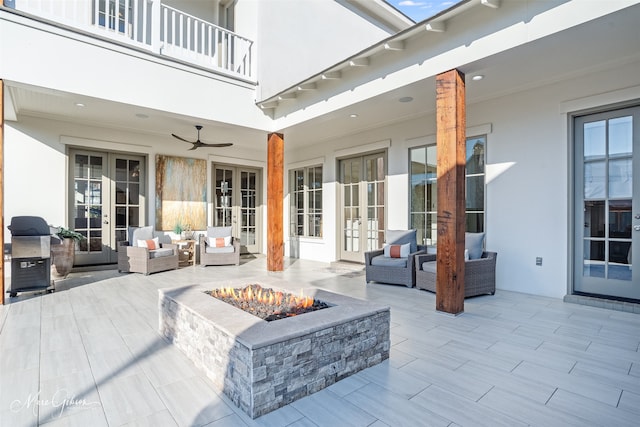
[349, 58, 370, 67]
[278, 92, 297, 101]
[297, 83, 317, 91]
[322, 71, 342, 80]
[384, 40, 405, 51]
[481, 0, 500, 9]
[425, 21, 446, 32]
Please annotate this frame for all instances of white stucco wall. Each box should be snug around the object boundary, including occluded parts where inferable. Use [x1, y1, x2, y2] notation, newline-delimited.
[254, 0, 396, 100]
[4, 123, 67, 232]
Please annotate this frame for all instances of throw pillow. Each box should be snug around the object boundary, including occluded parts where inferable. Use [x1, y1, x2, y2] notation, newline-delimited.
[386, 229, 418, 253]
[206, 226, 233, 239]
[130, 225, 153, 244]
[137, 237, 159, 250]
[465, 232, 485, 260]
[208, 236, 231, 247]
[383, 242, 410, 258]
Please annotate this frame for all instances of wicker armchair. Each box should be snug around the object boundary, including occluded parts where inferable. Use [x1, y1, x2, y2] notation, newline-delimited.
[415, 251, 497, 297]
[117, 241, 179, 275]
[199, 226, 240, 266]
[364, 229, 426, 288]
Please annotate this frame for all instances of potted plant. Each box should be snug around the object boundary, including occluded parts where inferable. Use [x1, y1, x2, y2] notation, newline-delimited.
[174, 221, 193, 240]
[173, 221, 184, 239]
[50, 226, 84, 278]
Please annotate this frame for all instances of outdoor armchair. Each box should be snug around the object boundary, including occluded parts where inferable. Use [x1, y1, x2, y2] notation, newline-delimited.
[415, 251, 497, 297]
[364, 229, 426, 287]
[199, 226, 240, 266]
[117, 226, 179, 275]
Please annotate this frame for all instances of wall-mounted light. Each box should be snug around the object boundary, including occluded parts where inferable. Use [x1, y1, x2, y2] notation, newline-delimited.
[75, 102, 85, 107]
[399, 96, 413, 103]
[472, 75, 484, 81]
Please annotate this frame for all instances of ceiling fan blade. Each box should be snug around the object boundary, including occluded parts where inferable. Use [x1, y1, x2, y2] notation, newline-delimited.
[187, 145, 198, 151]
[200, 143, 233, 148]
[171, 133, 194, 143]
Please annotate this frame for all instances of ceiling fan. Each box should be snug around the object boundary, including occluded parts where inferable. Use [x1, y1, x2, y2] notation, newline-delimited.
[171, 125, 233, 150]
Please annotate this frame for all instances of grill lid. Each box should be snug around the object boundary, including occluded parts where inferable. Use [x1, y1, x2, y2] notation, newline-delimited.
[8, 216, 51, 236]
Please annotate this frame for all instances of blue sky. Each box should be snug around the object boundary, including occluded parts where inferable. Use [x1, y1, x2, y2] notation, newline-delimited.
[386, 0, 462, 22]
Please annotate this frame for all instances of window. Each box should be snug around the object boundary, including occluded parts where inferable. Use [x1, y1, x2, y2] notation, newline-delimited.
[290, 166, 323, 237]
[409, 136, 486, 246]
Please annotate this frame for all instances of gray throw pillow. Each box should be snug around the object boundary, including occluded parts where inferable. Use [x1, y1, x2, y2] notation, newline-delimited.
[465, 232, 485, 260]
[207, 226, 233, 238]
[386, 229, 417, 253]
[129, 226, 153, 245]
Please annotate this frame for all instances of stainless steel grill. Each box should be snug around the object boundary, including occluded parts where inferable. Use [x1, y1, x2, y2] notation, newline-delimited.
[7, 216, 55, 297]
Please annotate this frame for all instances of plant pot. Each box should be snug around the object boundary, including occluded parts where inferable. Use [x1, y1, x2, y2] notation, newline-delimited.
[51, 238, 75, 278]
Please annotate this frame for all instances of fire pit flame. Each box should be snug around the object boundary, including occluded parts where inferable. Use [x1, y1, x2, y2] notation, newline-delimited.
[209, 284, 328, 321]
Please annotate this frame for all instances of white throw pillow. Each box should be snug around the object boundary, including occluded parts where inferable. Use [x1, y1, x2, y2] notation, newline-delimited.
[208, 236, 232, 247]
[383, 242, 410, 258]
[137, 237, 159, 250]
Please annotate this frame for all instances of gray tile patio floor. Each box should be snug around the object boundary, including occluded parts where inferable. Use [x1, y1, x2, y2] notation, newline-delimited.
[1, 255, 639, 426]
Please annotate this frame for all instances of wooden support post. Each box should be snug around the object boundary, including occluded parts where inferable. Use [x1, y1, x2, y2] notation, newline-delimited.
[0, 79, 4, 305]
[267, 132, 284, 271]
[435, 69, 466, 315]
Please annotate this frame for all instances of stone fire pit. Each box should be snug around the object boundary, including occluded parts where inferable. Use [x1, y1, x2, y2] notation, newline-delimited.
[159, 278, 390, 418]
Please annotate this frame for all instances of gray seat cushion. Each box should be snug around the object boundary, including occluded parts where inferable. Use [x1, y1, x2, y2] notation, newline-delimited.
[205, 245, 235, 254]
[371, 254, 407, 268]
[421, 261, 437, 273]
[149, 247, 174, 259]
[386, 229, 417, 253]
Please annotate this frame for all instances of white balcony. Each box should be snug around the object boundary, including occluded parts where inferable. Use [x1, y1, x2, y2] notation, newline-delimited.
[6, 0, 254, 80]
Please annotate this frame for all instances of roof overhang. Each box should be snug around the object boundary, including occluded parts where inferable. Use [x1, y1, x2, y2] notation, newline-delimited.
[257, 0, 640, 146]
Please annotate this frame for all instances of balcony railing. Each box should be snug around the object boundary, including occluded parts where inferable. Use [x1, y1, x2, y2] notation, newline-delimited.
[6, 0, 254, 80]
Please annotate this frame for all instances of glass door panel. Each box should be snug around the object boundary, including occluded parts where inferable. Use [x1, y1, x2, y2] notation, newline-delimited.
[240, 170, 258, 252]
[113, 158, 142, 249]
[71, 150, 145, 265]
[213, 165, 261, 253]
[575, 107, 639, 299]
[342, 158, 361, 258]
[365, 155, 385, 251]
[73, 153, 107, 262]
[215, 168, 233, 227]
[339, 153, 386, 262]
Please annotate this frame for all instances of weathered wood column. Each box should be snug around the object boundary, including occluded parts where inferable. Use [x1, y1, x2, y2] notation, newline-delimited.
[0, 80, 4, 305]
[267, 132, 284, 271]
[435, 69, 466, 315]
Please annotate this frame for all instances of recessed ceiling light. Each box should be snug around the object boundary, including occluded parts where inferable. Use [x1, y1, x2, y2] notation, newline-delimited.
[472, 75, 484, 81]
[75, 102, 85, 107]
[135, 113, 149, 119]
[350, 114, 358, 118]
[399, 96, 413, 103]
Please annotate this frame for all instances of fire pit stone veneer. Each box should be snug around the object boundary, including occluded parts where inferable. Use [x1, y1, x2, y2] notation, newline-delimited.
[159, 278, 390, 419]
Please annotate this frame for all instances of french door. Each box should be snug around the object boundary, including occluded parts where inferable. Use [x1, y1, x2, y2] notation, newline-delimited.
[339, 153, 386, 263]
[213, 165, 261, 254]
[574, 106, 639, 300]
[70, 149, 146, 265]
